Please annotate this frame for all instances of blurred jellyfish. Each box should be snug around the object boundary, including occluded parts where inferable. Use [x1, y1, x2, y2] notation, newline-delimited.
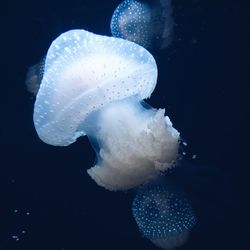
[111, 0, 174, 49]
[33, 29, 180, 191]
[132, 181, 196, 249]
[25, 58, 45, 95]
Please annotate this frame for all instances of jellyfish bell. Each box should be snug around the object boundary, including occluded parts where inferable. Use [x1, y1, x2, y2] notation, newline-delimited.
[25, 58, 45, 95]
[132, 180, 196, 249]
[33, 29, 180, 191]
[111, 0, 152, 48]
[110, 0, 174, 50]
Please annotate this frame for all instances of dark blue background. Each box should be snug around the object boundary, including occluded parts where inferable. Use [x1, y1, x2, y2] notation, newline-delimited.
[0, 0, 249, 249]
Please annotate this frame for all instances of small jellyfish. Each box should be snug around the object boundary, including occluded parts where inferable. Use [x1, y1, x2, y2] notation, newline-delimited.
[132, 182, 196, 249]
[26, 58, 45, 95]
[33, 29, 180, 191]
[110, 0, 174, 49]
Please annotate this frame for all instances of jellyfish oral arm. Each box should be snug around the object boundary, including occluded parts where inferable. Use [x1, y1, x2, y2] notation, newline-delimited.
[86, 98, 180, 191]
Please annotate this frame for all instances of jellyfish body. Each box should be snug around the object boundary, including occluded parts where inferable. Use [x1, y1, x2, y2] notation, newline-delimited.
[33, 29, 179, 191]
[132, 182, 196, 249]
[26, 58, 45, 95]
[110, 0, 174, 49]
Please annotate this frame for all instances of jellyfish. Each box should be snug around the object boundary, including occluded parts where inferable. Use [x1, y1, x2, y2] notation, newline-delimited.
[132, 180, 196, 249]
[25, 58, 45, 95]
[33, 29, 180, 191]
[110, 0, 174, 50]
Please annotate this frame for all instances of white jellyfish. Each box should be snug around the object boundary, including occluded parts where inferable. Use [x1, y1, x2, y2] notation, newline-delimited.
[33, 29, 180, 191]
[110, 0, 174, 49]
[132, 181, 196, 249]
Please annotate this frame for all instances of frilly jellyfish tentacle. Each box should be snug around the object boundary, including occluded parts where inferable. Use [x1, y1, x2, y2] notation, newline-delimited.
[86, 98, 179, 190]
[33, 29, 180, 191]
[132, 181, 196, 249]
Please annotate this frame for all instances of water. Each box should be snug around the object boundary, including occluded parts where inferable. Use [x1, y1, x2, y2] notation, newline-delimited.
[1, 0, 249, 249]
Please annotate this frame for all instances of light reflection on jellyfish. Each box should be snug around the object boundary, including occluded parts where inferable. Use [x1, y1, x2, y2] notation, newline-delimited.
[132, 178, 196, 249]
[32, 29, 180, 191]
[111, 0, 174, 49]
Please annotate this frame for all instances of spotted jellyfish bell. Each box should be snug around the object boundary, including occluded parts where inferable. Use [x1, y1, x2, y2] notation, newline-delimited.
[132, 182, 196, 249]
[110, 0, 174, 50]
